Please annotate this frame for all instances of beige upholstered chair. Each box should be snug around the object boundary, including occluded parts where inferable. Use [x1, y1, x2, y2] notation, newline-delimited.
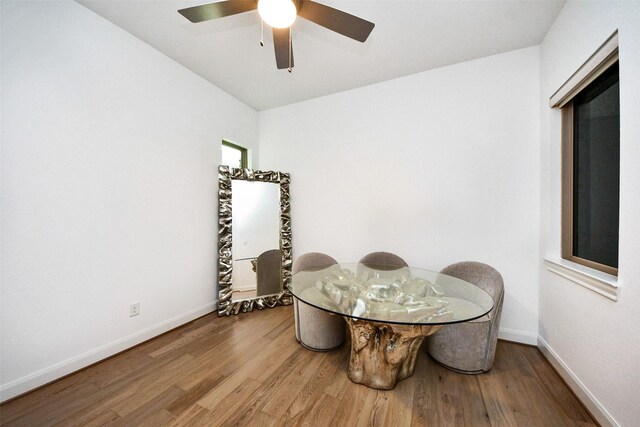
[293, 252, 346, 351]
[357, 251, 409, 281]
[358, 251, 409, 269]
[427, 261, 504, 374]
[256, 249, 282, 296]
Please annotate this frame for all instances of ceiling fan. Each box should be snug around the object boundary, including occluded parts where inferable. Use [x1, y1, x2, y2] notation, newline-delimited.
[178, 0, 375, 71]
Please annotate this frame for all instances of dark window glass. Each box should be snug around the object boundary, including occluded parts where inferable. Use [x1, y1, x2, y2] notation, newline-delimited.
[572, 62, 619, 268]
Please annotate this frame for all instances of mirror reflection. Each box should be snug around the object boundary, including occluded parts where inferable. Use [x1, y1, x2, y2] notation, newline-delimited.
[232, 180, 281, 300]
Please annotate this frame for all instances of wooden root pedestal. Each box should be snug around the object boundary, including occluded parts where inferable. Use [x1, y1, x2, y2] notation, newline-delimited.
[345, 317, 442, 390]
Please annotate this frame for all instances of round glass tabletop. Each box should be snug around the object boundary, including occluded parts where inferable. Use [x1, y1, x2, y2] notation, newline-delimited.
[289, 262, 494, 326]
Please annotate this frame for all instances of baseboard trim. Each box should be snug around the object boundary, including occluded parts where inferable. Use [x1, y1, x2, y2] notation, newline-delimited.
[498, 327, 538, 345]
[0, 301, 217, 403]
[537, 336, 618, 427]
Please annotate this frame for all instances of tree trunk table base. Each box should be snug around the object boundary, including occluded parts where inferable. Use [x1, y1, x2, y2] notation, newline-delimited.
[345, 317, 443, 390]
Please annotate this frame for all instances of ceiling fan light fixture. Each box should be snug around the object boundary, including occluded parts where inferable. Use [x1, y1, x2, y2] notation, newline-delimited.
[258, 0, 297, 29]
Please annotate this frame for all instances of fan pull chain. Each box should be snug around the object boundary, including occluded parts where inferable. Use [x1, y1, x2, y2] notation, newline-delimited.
[288, 26, 292, 73]
[259, 19, 264, 46]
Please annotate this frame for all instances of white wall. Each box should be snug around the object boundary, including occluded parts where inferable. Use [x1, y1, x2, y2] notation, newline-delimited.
[539, 2, 640, 426]
[0, 0, 257, 400]
[259, 46, 541, 344]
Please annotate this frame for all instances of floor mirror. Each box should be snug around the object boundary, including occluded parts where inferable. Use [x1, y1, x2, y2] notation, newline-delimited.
[217, 165, 292, 316]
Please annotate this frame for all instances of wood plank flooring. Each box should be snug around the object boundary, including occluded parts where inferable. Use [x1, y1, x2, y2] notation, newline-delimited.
[0, 306, 596, 426]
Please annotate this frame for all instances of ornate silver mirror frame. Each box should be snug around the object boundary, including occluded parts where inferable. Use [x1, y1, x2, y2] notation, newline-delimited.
[217, 165, 293, 316]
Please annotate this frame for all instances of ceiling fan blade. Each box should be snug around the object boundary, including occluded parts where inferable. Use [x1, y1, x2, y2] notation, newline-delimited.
[273, 27, 294, 70]
[298, 0, 374, 43]
[178, 0, 257, 23]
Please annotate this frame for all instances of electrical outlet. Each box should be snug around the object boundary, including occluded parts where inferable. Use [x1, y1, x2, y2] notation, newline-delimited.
[129, 302, 140, 317]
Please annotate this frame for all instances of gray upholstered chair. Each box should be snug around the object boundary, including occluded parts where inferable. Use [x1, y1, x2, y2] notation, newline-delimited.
[358, 251, 409, 269]
[427, 261, 504, 374]
[357, 251, 410, 282]
[255, 249, 282, 296]
[293, 252, 346, 351]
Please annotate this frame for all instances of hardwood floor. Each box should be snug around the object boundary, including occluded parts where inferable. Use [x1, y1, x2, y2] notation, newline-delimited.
[0, 306, 596, 426]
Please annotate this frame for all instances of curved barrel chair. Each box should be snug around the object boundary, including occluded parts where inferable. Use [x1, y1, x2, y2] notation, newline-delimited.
[427, 261, 505, 374]
[358, 251, 409, 269]
[292, 252, 346, 351]
[357, 251, 409, 281]
[255, 249, 282, 296]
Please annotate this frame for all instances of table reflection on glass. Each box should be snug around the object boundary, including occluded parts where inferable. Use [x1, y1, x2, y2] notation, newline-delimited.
[289, 263, 494, 389]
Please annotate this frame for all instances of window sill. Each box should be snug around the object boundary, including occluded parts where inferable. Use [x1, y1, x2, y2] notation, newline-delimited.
[543, 258, 619, 301]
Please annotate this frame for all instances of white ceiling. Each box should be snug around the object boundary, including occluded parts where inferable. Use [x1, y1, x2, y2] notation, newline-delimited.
[76, 0, 565, 111]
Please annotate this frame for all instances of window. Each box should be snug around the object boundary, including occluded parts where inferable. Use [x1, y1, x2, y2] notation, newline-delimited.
[563, 63, 619, 274]
[221, 140, 248, 169]
[552, 33, 619, 276]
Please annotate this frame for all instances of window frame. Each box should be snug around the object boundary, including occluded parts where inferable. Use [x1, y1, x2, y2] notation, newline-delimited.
[222, 139, 248, 169]
[544, 30, 622, 301]
[560, 98, 618, 276]
[549, 32, 618, 108]
[552, 31, 619, 277]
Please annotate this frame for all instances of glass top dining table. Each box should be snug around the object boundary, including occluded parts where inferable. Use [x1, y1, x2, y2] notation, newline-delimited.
[288, 262, 495, 390]
[288, 262, 494, 326]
